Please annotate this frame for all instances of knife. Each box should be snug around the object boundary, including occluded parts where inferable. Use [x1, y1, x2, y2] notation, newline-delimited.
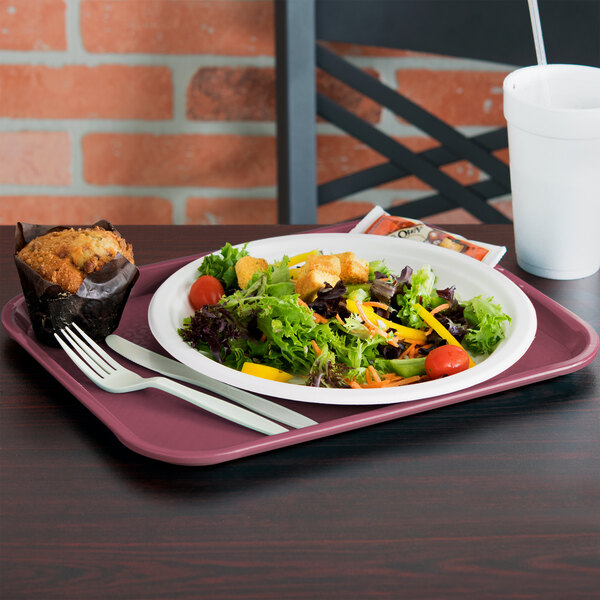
[105, 335, 318, 429]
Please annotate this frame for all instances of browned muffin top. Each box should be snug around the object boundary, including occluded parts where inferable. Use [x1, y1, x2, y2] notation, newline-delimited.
[17, 226, 134, 294]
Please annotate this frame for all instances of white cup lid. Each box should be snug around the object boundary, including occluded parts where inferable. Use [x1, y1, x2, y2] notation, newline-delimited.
[503, 65, 600, 139]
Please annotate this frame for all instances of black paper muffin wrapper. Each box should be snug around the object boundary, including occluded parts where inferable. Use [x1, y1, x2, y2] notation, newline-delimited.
[14, 220, 139, 345]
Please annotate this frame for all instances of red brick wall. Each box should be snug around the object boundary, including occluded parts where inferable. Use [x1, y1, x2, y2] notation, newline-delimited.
[0, 0, 512, 226]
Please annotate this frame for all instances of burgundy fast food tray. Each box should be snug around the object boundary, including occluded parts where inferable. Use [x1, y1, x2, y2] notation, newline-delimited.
[3, 226, 598, 466]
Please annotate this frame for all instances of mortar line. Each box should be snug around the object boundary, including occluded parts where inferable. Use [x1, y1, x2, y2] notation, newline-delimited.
[0, 51, 514, 70]
[0, 50, 277, 68]
[0, 118, 278, 135]
[0, 184, 280, 197]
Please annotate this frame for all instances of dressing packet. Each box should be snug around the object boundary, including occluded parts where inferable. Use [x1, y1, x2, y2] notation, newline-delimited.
[350, 206, 506, 267]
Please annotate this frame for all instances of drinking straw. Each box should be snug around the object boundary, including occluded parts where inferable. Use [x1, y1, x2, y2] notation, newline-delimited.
[527, 0, 547, 65]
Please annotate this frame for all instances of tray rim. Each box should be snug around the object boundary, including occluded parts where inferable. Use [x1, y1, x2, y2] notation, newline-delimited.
[2, 233, 598, 466]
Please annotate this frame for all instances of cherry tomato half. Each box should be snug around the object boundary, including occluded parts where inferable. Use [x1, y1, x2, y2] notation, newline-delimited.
[189, 275, 225, 310]
[424, 345, 470, 379]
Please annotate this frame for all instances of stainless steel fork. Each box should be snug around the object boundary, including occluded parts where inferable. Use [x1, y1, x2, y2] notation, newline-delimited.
[54, 324, 288, 436]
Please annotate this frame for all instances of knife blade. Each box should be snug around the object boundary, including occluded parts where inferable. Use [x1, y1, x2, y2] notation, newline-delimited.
[105, 335, 318, 429]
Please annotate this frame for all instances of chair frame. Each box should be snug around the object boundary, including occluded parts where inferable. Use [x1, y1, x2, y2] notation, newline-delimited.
[274, 0, 600, 224]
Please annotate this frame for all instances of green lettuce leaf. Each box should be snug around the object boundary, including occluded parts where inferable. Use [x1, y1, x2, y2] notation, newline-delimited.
[197, 242, 249, 291]
[305, 344, 350, 388]
[368, 260, 394, 280]
[461, 296, 511, 354]
[395, 264, 437, 328]
[255, 296, 318, 372]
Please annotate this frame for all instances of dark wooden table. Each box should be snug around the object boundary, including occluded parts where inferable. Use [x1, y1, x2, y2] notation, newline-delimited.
[1, 224, 598, 600]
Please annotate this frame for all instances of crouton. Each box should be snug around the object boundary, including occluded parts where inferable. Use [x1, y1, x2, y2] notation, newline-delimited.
[298, 254, 341, 278]
[334, 252, 369, 284]
[235, 255, 268, 289]
[295, 269, 340, 302]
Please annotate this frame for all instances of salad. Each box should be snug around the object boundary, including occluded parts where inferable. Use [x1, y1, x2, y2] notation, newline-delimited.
[178, 243, 511, 389]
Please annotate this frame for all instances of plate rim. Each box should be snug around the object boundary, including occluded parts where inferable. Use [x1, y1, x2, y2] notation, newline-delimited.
[148, 232, 537, 405]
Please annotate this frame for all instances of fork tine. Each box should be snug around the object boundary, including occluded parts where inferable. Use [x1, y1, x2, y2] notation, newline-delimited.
[54, 330, 107, 380]
[62, 327, 114, 375]
[71, 323, 122, 370]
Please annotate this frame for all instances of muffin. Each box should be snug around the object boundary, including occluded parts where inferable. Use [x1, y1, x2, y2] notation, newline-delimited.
[14, 221, 139, 345]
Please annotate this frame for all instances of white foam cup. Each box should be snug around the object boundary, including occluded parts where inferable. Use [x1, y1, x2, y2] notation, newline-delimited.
[503, 64, 600, 279]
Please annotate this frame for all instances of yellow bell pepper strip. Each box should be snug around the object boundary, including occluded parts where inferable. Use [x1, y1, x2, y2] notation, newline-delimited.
[346, 299, 427, 344]
[288, 249, 321, 267]
[414, 303, 475, 368]
[288, 249, 321, 279]
[241, 362, 294, 382]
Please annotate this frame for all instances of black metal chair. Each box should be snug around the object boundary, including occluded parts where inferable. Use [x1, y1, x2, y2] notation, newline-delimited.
[275, 0, 600, 224]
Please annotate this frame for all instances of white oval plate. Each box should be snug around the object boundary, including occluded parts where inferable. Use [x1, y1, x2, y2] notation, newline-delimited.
[148, 233, 537, 405]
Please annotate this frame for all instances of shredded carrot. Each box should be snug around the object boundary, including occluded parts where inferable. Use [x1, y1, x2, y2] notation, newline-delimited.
[363, 301, 389, 310]
[382, 373, 402, 382]
[378, 377, 404, 387]
[311, 340, 321, 356]
[297, 297, 328, 323]
[430, 302, 450, 316]
[400, 342, 417, 359]
[421, 304, 450, 336]
[260, 333, 267, 342]
[368, 365, 381, 383]
[402, 338, 426, 346]
[357, 373, 422, 389]
[387, 336, 400, 348]
[360, 379, 381, 389]
[335, 313, 345, 326]
[348, 372, 424, 389]
[391, 375, 422, 387]
[354, 301, 373, 327]
[382, 374, 420, 387]
[355, 301, 387, 338]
